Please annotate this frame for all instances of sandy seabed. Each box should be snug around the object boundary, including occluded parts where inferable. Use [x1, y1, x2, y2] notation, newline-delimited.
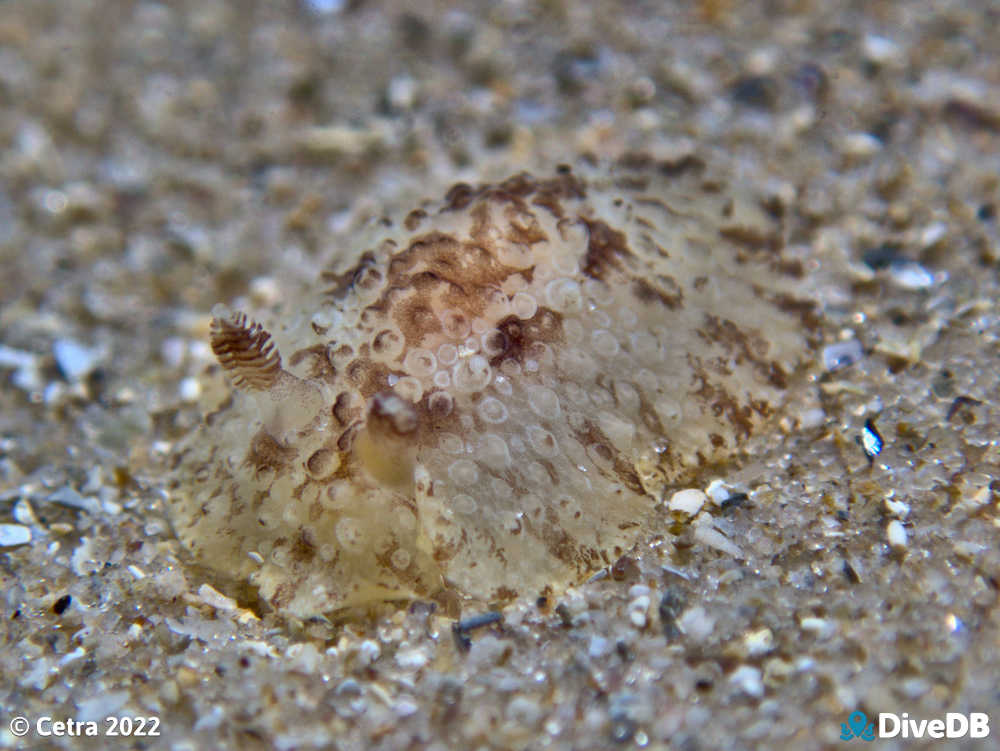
[1, 1, 998, 749]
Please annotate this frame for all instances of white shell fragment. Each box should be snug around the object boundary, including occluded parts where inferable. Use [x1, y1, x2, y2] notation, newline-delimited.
[668, 489, 707, 516]
[822, 338, 864, 372]
[168, 158, 824, 617]
[0, 524, 32, 547]
[887, 520, 908, 548]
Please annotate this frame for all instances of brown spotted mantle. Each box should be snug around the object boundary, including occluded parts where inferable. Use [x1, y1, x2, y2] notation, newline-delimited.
[167, 156, 823, 618]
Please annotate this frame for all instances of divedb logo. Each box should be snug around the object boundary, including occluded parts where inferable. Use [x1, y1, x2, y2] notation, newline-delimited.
[841, 710, 991, 741]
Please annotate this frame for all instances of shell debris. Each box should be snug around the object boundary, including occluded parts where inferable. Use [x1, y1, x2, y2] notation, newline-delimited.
[168, 156, 825, 617]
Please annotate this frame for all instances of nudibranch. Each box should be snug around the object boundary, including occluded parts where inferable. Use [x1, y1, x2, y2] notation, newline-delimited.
[168, 157, 822, 617]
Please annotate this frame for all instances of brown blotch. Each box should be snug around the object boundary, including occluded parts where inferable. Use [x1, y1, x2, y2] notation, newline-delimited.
[489, 307, 564, 367]
[538, 508, 579, 566]
[689, 363, 755, 441]
[749, 397, 773, 419]
[244, 430, 296, 475]
[489, 174, 536, 207]
[290, 529, 317, 563]
[443, 182, 476, 211]
[391, 232, 509, 288]
[635, 196, 685, 218]
[611, 555, 640, 581]
[323, 250, 380, 299]
[382, 231, 532, 344]
[346, 358, 393, 398]
[491, 586, 519, 603]
[615, 176, 650, 191]
[327, 342, 354, 364]
[372, 329, 403, 357]
[698, 314, 787, 389]
[505, 217, 548, 246]
[632, 276, 683, 310]
[636, 390, 666, 436]
[580, 218, 634, 280]
[393, 298, 442, 345]
[767, 291, 822, 332]
[308, 500, 324, 522]
[535, 459, 560, 486]
[572, 421, 644, 494]
[765, 361, 788, 390]
[288, 344, 337, 382]
[432, 526, 469, 565]
[530, 171, 587, 218]
[719, 221, 780, 251]
[409, 270, 461, 295]
[269, 577, 303, 611]
[404, 208, 428, 231]
[616, 151, 706, 178]
[772, 258, 805, 278]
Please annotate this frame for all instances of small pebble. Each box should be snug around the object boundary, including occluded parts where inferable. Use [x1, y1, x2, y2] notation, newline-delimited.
[355, 640, 381, 667]
[822, 338, 864, 371]
[53, 338, 105, 381]
[668, 488, 706, 515]
[627, 584, 651, 599]
[47, 486, 102, 515]
[249, 276, 281, 306]
[197, 583, 238, 612]
[862, 34, 902, 66]
[0, 523, 31, 547]
[840, 132, 882, 158]
[798, 407, 827, 429]
[506, 696, 542, 726]
[677, 606, 715, 642]
[799, 616, 837, 640]
[286, 642, 321, 673]
[588, 635, 611, 658]
[729, 665, 764, 698]
[395, 647, 429, 670]
[0, 344, 42, 391]
[658, 590, 685, 640]
[883, 495, 910, 518]
[304, 0, 345, 14]
[862, 243, 906, 270]
[729, 75, 779, 110]
[692, 518, 744, 558]
[742, 627, 774, 657]
[861, 419, 884, 461]
[160, 337, 187, 368]
[12, 499, 38, 526]
[628, 595, 651, 628]
[76, 691, 129, 724]
[920, 222, 948, 248]
[179, 377, 202, 402]
[704, 479, 732, 506]
[387, 75, 418, 111]
[887, 519, 908, 548]
[886, 259, 935, 290]
[394, 696, 420, 718]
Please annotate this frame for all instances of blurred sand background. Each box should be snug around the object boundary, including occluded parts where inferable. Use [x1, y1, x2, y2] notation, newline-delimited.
[1, 1, 998, 749]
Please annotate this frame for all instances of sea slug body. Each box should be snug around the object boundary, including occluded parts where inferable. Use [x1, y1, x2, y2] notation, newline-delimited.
[168, 156, 822, 617]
